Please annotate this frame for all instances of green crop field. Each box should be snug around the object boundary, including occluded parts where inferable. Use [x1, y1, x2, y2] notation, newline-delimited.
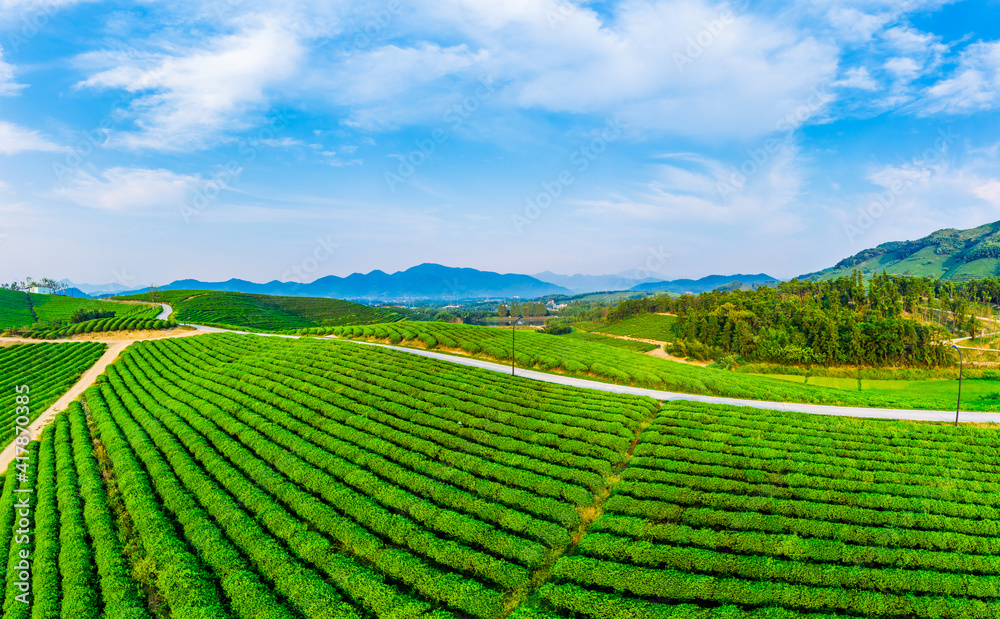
[0, 288, 158, 333]
[0, 289, 36, 329]
[115, 289, 407, 332]
[24, 305, 173, 339]
[3, 335, 998, 618]
[72, 333, 656, 617]
[521, 400, 1000, 618]
[0, 342, 106, 434]
[588, 314, 678, 341]
[325, 321, 1000, 411]
[0, 404, 150, 619]
[564, 330, 658, 352]
[29, 295, 154, 326]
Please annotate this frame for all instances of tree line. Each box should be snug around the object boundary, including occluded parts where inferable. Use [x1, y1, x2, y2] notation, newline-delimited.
[607, 272, 1000, 367]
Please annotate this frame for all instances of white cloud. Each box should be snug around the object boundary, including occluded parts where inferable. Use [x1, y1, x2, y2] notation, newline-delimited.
[52, 167, 203, 211]
[77, 18, 305, 150]
[0, 121, 63, 154]
[314, 0, 840, 140]
[922, 41, 1000, 114]
[834, 67, 878, 90]
[0, 47, 24, 96]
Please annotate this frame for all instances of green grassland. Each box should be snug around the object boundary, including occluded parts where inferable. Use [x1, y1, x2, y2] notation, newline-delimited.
[115, 289, 407, 332]
[325, 321, 999, 411]
[0, 341, 106, 434]
[584, 314, 678, 341]
[519, 399, 1000, 618]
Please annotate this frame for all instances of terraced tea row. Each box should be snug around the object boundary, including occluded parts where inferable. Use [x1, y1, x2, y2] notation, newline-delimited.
[0, 403, 150, 619]
[0, 342, 106, 435]
[525, 400, 1000, 618]
[80, 332, 658, 618]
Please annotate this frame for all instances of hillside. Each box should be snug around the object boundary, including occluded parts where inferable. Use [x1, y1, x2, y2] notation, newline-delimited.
[630, 273, 780, 293]
[0, 288, 156, 331]
[802, 220, 1000, 281]
[114, 289, 408, 332]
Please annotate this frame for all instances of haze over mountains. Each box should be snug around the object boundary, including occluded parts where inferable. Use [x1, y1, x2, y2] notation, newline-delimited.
[61, 221, 1000, 302]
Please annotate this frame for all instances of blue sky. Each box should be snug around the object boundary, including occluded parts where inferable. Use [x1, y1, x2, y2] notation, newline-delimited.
[2, 0, 1000, 287]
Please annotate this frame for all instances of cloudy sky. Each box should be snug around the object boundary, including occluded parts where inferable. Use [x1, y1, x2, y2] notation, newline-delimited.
[1, 0, 999, 286]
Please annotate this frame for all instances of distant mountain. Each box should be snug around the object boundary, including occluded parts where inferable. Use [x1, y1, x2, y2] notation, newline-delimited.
[531, 271, 664, 294]
[800, 220, 1000, 282]
[108, 264, 571, 302]
[630, 274, 781, 294]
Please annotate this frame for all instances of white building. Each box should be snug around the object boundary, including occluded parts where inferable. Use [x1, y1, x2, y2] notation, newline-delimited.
[29, 285, 54, 295]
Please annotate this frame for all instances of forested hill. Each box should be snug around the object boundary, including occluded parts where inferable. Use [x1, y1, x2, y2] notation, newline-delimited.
[606, 273, 1000, 367]
[801, 220, 1000, 282]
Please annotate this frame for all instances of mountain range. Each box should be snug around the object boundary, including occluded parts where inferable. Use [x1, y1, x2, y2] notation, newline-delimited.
[801, 220, 1000, 282]
[69, 264, 777, 302]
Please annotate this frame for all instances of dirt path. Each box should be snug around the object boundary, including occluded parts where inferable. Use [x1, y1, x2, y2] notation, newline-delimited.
[0, 341, 130, 469]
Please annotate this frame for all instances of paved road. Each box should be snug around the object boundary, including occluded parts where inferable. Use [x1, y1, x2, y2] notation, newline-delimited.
[344, 338, 996, 424]
[157, 303, 172, 320]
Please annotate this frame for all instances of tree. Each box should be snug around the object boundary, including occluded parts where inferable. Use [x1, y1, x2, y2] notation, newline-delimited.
[497, 304, 509, 318]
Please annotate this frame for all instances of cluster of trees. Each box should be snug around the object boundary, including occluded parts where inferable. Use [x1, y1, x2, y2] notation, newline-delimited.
[70, 308, 115, 323]
[0, 277, 66, 293]
[609, 272, 994, 367]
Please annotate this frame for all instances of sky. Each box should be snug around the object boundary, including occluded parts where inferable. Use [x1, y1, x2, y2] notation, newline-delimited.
[1, 0, 1000, 287]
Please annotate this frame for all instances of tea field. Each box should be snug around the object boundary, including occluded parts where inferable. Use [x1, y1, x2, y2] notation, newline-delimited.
[521, 400, 1000, 618]
[0, 342, 105, 435]
[3, 334, 998, 618]
[115, 290, 408, 332]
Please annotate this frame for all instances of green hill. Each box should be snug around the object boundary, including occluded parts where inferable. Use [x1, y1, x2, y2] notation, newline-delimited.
[0, 288, 156, 331]
[115, 289, 409, 332]
[802, 220, 1000, 282]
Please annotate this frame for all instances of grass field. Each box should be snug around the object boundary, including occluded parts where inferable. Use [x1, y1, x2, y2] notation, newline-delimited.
[519, 400, 1000, 618]
[115, 289, 407, 332]
[586, 314, 678, 341]
[326, 320, 1000, 411]
[0, 342, 106, 434]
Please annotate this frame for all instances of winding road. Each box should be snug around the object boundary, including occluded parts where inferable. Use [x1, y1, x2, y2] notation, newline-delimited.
[2, 305, 994, 470]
